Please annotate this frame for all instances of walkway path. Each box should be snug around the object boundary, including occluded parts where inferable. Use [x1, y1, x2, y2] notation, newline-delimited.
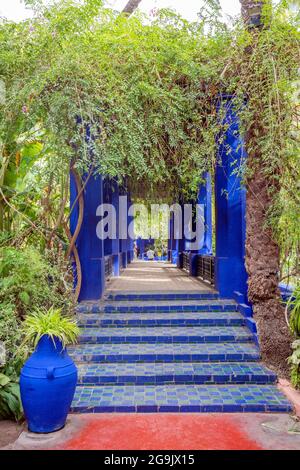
[70, 260, 292, 414]
[106, 260, 214, 292]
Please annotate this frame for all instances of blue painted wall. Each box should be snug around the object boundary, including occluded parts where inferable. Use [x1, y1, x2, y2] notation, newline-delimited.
[215, 98, 248, 299]
[198, 172, 213, 255]
[111, 179, 120, 276]
[70, 172, 105, 301]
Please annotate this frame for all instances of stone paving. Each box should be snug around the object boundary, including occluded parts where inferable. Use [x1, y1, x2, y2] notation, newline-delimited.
[106, 261, 216, 292]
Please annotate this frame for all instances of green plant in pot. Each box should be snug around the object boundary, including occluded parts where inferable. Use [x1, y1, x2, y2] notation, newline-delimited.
[20, 307, 80, 433]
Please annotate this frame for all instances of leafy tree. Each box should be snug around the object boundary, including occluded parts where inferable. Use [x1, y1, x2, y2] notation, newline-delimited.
[0, 0, 298, 375]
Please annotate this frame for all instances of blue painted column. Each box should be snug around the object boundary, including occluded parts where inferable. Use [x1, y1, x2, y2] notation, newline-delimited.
[170, 212, 178, 265]
[172, 215, 179, 266]
[130, 194, 134, 261]
[136, 237, 142, 259]
[198, 172, 213, 255]
[215, 98, 248, 299]
[119, 189, 128, 269]
[70, 172, 105, 301]
[167, 217, 172, 261]
[127, 194, 134, 263]
[175, 201, 185, 268]
[111, 180, 120, 276]
[183, 201, 198, 277]
[103, 178, 112, 258]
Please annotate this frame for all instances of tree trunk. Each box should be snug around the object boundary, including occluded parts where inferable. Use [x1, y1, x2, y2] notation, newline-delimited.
[240, 0, 291, 376]
[240, 0, 264, 26]
[122, 0, 142, 15]
[246, 149, 291, 376]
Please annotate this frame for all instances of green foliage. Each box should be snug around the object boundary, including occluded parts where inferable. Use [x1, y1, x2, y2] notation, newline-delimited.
[22, 306, 80, 349]
[288, 340, 300, 389]
[0, 246, 74, 318]
[0, 245, 74, 420]
[0, 0, 232, 201]
[0, 372, 22, 421]
[0, 302, 28, 373]
[287, 284, 300, 387]
[0, 0, 298, 392]
[289, 284, 300, 337]
[0, 0, 298, 240]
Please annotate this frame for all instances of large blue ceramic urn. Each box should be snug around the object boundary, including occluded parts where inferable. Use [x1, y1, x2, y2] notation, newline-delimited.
[20, 335, 78, 433]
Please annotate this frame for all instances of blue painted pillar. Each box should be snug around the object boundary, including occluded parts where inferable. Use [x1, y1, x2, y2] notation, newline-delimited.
[175, 201, 185, 268]
[169, 212, 178, 265]
[127, 194, 134, 263]
[198, 172, 213, 255]
[111, 180, 120, 276]
[172, 212, 179, 266]
[119, 190, 128, 269]
[70, 172, 105, 301]
[136, 237, 142, 259]
[215, 98, 248, 299]
[129, 210, 134, 261]
[103, 178, 112, 257]
[167, 217, 172, 261]
[183, 200, 198, 276]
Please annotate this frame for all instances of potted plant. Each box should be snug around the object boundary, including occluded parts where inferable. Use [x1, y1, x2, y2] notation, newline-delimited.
[20, 306, 79, 433]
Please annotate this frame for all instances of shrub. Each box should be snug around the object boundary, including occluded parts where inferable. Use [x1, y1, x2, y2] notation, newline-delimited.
[0, 246, 75, 420]
[0, 302, 28, 373]
[0, 246, 74, 319]
[288, 284, 300, 337]
[288, 340, 300, 389]
[0, 372, 22, 421]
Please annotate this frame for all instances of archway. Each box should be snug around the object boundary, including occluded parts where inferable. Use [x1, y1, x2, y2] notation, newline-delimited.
[70, 97, 248, 304]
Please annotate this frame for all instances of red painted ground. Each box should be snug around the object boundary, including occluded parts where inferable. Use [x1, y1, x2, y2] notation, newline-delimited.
[56, 414, 262, 450]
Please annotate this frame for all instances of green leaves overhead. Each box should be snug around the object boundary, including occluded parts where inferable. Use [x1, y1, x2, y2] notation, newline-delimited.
[0, 0, 231, 199]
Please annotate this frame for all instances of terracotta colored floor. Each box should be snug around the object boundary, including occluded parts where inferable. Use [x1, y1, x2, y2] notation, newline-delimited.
[106, 261, 215, 292]
[56, 414, 261, 450]
[8, 413, 300, 450]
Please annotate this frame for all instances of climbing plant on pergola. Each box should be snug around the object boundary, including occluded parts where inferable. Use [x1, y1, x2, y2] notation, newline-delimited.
[0, 0, 299, 374]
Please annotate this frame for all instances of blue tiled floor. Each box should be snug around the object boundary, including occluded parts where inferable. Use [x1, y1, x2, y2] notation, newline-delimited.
[69, 341, 260, 362]
[105, 292, 219, 301]
[77, 362, 277, 385]
[77, 311, 246, 327]
[76, 299, 238, 314]
[71, 384, 292, 413]
[72, 289, 292, 414]
[78, 326, 253, 344]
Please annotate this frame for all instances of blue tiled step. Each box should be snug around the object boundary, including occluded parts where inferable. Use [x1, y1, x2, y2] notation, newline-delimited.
[77, 299, 238, 314]
[71, 384, 292, 413]
[79, 326, 253, 344]
[77, 311, 246, 328]
[77, 362, 277, 385]
[69, 342, 260, 363]
[105, 292, 219, 301]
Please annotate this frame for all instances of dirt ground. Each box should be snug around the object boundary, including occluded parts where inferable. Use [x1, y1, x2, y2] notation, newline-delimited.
[0, 420, 25, 449]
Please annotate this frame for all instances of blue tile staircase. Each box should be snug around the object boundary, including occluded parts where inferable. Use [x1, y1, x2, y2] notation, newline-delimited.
[70, 291, 292, 413]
